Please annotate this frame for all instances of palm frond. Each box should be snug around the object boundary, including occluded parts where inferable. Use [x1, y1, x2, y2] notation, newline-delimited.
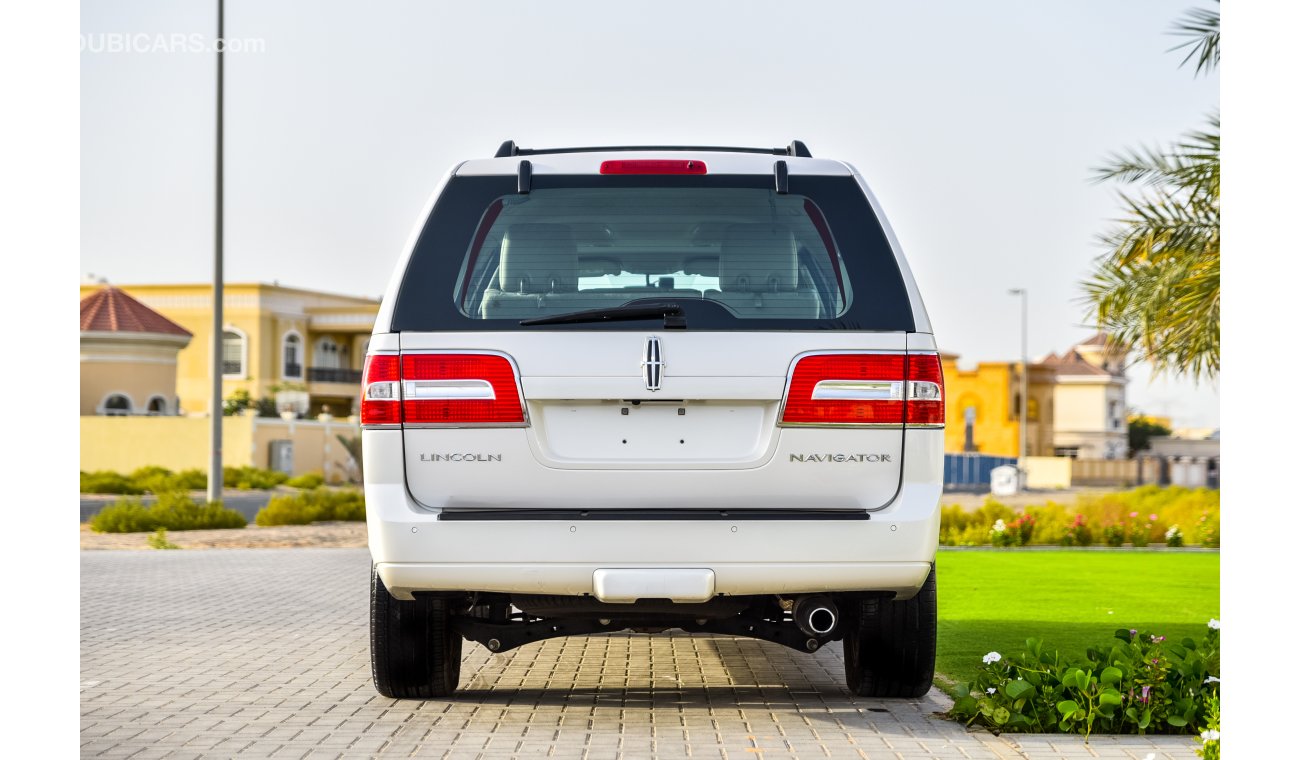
[1085, 115, 1219, 380]
[1093, 115, 1219, 199]
[1169, 2, 1220, 76]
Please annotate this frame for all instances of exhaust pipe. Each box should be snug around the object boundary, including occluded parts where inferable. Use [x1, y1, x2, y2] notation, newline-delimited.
[793, 595, 839, 637]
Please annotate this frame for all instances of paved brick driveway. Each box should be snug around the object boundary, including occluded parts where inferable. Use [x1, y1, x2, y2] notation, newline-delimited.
[81, 549, 1199, 759]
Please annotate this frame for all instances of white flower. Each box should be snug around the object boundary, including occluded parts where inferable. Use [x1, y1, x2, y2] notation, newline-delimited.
[992, 519, 1007, 533]
[987, 687, 997, 694]
[982, 651, 1002, 664]
[1204, 676, 1220, 684]
[1165, 525, 1181, 539]
[1200, 729, 1220, 741]
[1207, 618, 1221, 630]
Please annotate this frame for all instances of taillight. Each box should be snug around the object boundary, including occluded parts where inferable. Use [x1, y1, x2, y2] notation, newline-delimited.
[401, 354, 525, 426]
[779, 353, 944, 428]
[905, 353, 945, 426]
[599, 159, 707, 175]
[360, 354, 401, 426]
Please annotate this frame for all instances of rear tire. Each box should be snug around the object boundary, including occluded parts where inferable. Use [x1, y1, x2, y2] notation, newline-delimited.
[370, 568, 462, 698]
[842, 567, 936, 698]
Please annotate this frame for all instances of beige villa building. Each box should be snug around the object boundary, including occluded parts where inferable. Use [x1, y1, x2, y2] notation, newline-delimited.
[80, 287, 193, 416]
[78, 282, 380, 417]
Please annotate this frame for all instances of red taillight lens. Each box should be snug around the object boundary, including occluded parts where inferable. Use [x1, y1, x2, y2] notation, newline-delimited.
[360, 354, 402, 426]
[780, 353, 945, 427]
[782, 354, 907, 425]
[906, 353, 945, 426]
[401, 354, 525, 426]
[599, 159, 707, 175]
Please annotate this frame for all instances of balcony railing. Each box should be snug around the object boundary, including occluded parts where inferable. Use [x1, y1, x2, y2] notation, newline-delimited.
[284, 363, 303, 379]
[221, 360, 243, 376]
[307, 367, 362, 384]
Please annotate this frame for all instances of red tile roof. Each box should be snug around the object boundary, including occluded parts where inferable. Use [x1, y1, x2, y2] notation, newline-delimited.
[80, 287, 192, 337]
[1039, 349, 1113, 377]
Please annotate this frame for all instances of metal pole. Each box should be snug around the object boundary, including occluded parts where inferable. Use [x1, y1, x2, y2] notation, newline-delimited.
[1009, 289, 1028, 472]
[207, 0, 225, 504]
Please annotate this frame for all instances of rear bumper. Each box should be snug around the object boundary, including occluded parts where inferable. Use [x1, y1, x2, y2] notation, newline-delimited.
[365, 427, 942, 601]
[376, 557, 934, 602]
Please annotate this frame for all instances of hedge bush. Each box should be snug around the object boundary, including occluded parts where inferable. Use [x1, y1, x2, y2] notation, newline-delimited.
[81, 466, 289, 493]
[130, 466, 207, 494]
[222, 466, 289, 490]
[80, 471, 143, 495]
[940, 486, 1219, 548]
[950, 621, 1221, 738]
[89, 492, 247, 532]
[286, 471, 325, 489]
[254, 488, 365, 526]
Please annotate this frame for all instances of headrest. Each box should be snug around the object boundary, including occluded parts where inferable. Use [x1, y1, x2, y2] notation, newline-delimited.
[498, 224, 578, 293]
[719, 224, 799, 293]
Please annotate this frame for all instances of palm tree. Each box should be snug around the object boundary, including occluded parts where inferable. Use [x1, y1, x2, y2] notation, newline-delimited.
[1085, 2, 1219, 380]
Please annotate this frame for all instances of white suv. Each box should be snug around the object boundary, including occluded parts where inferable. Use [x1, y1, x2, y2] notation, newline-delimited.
[363, 141, 944, 699]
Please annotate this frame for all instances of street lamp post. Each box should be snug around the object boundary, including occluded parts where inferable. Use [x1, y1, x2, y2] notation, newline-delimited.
[207, 0, 225, 504]
[1008, 289, 1028, 483]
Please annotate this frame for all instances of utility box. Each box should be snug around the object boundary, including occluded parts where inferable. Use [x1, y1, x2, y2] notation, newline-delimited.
[990, 465, 1020, 496]
[269, 440, 294, 475]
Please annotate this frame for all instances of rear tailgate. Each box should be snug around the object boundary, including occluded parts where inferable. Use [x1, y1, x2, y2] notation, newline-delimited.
[396, 332, 917, 512]
[370, 153, 936, 515]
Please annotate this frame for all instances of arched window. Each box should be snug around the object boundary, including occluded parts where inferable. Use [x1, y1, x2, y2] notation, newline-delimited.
[146, 395, 168, 415]
[282, 332, 303, 379]
[222, 327, 247, 378]
[315, 337, 341, 370]
[101, 393, 133, 416]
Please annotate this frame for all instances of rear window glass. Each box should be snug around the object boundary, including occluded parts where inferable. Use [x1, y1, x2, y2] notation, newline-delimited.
[456, 188, 850, 321]
[390, 174, 914, 332]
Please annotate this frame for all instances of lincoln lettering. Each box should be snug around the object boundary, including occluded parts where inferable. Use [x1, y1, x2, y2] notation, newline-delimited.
[789, 454, 891, 463]
[420, 453, 503, 462]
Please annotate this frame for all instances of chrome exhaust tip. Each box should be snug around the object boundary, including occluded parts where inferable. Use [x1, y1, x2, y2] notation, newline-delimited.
[793, 595, 838, 637]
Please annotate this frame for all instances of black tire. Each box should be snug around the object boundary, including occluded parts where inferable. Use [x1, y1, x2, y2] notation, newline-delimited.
[842, 567, 936, 698]
[370, 568, 462, 699]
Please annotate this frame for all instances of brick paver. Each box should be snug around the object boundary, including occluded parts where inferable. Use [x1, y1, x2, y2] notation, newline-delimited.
[81, 549, 1199, 759]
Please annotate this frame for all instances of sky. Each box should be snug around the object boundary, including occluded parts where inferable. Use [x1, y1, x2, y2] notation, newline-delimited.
[79, 0, 1221, 428]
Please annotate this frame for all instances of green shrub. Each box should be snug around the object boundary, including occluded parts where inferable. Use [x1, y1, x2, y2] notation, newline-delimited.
[89, 492, 246, 533]
[1196, 512, 1220, 548]
[148, 491, 247, 530]
[950, 621, 1221, 738]
[286, 471, 325, 489]
[80, 470, 144, 494]
[81, 467, 207, 494]
[938, 488, 1219, 548]
[222, 466, 290, 490]
[1061, 515, 1094, 547]
[129, 466, 207, 494]
[1196, 694, 1220, 759]
[89, 498, 158, 532]
[172, 468, 208, 490]
[1165, 525, 1186, 548]
[147, 528, 180, 550]
[255, 488, 365, 526]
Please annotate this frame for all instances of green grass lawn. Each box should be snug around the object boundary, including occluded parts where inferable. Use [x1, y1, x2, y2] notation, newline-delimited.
[935, 550, 1220, 691]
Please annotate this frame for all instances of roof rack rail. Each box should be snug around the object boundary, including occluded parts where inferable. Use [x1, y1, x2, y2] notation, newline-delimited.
[494, 140, 812, 159]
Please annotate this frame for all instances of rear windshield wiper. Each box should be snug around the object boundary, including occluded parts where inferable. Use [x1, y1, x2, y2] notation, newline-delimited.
[519, 303, 687, 328]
